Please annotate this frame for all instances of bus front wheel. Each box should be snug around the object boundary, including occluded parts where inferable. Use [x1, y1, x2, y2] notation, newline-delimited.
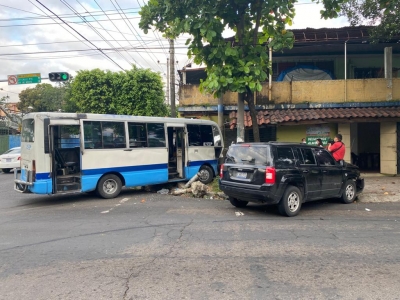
[97, 174, 122, 199]
[198, 165, 214, 184]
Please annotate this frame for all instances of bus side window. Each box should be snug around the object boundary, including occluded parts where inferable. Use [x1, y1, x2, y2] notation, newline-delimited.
[187, 124, 201, 146]
[147, 123, 166, 147]
[200, 125, 213, 146]
[128, 122, 147, 148]
[187, 124, 214, 146]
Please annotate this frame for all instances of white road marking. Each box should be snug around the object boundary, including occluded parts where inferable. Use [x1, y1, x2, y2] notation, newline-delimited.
[101, 198, 131, 214]
[235, 211, 244, 216]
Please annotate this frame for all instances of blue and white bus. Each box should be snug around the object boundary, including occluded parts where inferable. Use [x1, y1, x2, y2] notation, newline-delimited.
[15, 112, 223, 198]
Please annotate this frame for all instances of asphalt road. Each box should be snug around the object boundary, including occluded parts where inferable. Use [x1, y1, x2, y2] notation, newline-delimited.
[0, 172, 400, 300]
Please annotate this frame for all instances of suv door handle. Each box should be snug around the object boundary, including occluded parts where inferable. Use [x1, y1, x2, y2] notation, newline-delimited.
[302, 170, 309, 173]
[322, 170, 327, 173]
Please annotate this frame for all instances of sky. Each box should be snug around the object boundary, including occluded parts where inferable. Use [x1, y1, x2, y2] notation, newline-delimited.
[0, 0, 349, 104]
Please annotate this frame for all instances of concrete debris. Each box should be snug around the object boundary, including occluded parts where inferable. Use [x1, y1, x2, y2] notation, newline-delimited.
[171, 188, 191, 196]
[191, 181, 209, 197]
[184, 172, 201, 188]
[157, 188, 169, 195]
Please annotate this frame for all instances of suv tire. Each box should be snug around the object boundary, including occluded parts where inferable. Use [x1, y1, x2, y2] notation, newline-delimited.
[229, 197, 249, 208]
[279, 186, 302, 217]
[341, 180, 356, 204]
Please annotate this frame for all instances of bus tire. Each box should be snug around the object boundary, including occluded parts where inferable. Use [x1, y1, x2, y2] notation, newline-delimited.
[198, 165, 214, 184]
[96, 174, 122, 199]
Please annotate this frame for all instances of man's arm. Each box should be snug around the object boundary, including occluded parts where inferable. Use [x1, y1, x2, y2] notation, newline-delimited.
[328, 142, 339, 152]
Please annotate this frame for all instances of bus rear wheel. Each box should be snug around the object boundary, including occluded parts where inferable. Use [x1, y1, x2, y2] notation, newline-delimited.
[97, 174, 122, 199]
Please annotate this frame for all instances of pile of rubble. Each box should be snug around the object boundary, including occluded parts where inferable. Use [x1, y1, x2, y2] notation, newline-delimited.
[153, 180, 227, 200]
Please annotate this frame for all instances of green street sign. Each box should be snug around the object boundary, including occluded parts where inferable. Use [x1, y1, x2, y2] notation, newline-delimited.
[16, 73, 41, 85]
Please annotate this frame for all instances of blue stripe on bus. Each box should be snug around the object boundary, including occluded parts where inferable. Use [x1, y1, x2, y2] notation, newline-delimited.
[81, 169, 169, 192]
[188, 159, 217, 167]
[23, 160, 217, 194]
[36, 173, 51, 180]
[82, 163, 168, 176]
[186, 160, 218, 179]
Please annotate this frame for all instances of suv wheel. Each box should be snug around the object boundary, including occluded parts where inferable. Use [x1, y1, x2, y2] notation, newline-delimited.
[279, 186, 302, 217]
[341, 180, 356, 204]
[229, 197, 248, 208]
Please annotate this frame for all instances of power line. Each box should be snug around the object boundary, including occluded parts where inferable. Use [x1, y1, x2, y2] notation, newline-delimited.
[0, 39, 173, 48]
[0, 7, 140, 22]
[93, 0, 142, 67]
[0, 16, 141, 27]
[112, 0, 162, 71]
[34, 0, 125, 71]
[28, 0, 96, 63]
[61, 0, 134, 68]
[137, 0, 168, 58]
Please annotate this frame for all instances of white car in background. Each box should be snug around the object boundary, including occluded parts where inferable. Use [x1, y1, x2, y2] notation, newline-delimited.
[0, 147, 21, 173]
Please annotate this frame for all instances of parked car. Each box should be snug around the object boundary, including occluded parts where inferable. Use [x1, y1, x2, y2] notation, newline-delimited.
[0, 147, 21, 173]
[219, 142, 364, 217]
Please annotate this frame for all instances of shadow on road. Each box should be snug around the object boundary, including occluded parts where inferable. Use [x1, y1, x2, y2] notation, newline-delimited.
[14, 187, 149, 208]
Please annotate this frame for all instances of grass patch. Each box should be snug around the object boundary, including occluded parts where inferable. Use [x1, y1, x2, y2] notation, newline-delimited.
[208, 177, 221, 193]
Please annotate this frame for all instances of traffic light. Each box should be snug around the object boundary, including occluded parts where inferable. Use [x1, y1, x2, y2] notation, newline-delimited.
[49, 72, 70, 82]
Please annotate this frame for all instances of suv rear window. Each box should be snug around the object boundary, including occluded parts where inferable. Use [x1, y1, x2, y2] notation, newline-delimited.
[225, 144, 272, 165]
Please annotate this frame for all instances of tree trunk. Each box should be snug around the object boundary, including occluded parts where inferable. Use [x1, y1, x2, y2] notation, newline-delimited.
[237, 93, 245, 142]
[245, 90, 260, 142]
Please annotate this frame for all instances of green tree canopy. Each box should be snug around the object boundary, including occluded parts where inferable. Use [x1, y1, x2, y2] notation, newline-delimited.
[139, 0, 346, 141]
[18, 83, 64, 113]
[68, 67, 168, 116]
[340, 0, 400, 41]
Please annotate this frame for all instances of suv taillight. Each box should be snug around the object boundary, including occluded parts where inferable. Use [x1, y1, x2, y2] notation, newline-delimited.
[220, 164, 224, 178]
[265, 167, 276, 184]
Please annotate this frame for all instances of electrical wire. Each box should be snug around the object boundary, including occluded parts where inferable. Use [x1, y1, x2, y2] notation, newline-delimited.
[138, 0, 168, 58]
[93, 0, 142, 67]
[112, 0, 162, 72]
[61, 0, 135, 68]
[0, 7, 140, 22]
[35, 0, 125, 71]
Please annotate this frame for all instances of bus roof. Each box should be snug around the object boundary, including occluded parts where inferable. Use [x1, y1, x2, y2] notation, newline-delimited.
[23, 112, 218, 126]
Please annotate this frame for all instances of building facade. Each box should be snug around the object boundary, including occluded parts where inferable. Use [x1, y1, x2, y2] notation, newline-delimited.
[177, 26, 400, 174]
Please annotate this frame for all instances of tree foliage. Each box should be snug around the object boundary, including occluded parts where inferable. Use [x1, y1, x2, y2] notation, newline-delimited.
[139, 0, 346, 141]
[340, 0, 400, 41]
[68, 67, 168, 116]
[18, 83, 65, 113]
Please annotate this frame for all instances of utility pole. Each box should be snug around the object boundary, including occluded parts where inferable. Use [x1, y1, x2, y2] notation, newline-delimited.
[158, 59, 170, 107]
[169, 39, 176, 118]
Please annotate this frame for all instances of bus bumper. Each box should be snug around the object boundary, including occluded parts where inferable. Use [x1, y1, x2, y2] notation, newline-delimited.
[14, 168, 33, 193]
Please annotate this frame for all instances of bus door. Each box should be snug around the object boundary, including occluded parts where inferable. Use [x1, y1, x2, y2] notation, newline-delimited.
[49, 123, 81, 194]
[167, 124, 186, 181]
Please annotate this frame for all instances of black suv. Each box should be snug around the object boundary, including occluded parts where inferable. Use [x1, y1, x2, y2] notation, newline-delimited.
[219, 142, 364, 217]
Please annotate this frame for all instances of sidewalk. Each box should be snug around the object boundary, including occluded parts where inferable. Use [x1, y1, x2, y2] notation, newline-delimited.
[357, 172, 400, 203]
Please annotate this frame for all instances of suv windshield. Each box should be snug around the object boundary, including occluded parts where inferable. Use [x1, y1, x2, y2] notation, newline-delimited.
[226, 144, 272, 165]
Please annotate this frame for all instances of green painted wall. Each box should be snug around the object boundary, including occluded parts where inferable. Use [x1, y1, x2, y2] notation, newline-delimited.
[276, 123, 338, 144]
